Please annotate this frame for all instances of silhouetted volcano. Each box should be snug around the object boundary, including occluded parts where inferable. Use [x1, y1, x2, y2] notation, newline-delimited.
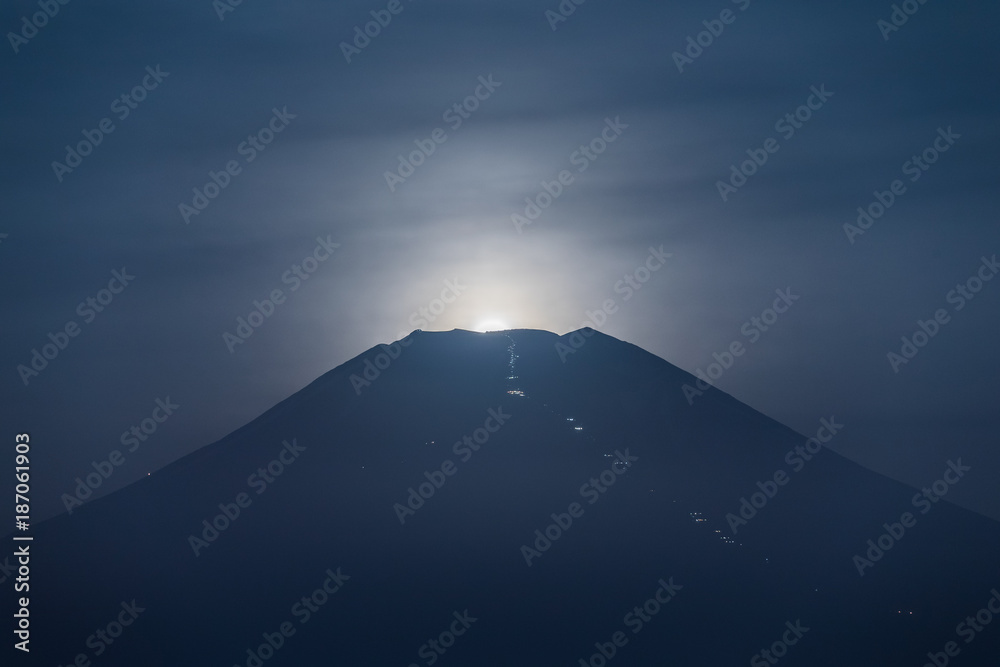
[19, 329, 1000, 666]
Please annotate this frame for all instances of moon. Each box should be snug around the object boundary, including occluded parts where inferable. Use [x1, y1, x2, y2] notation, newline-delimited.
[474, 318, 509, 332]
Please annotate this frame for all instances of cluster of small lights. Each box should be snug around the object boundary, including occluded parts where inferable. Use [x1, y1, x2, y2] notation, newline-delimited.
[504, 335, 527, 398]
[690, 512, 740, 547]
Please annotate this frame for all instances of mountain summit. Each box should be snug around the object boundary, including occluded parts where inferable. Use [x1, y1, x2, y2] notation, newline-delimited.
[23, 328, 1000, 666]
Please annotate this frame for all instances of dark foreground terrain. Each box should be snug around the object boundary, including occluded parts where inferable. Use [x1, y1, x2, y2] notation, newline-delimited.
[15, 329, 1000, 666]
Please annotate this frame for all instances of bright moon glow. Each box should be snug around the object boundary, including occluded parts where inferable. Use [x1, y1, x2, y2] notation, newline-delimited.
[474, 318, 509, 332]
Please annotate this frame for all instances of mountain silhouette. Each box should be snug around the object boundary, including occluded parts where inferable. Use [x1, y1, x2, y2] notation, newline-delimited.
[17, 328, 1000, 666]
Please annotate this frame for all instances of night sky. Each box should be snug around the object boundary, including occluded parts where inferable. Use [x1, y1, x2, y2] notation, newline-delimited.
[2, 0, 998, 522]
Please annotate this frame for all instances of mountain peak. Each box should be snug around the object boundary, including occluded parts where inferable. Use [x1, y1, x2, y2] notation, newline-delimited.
[22, 328, 1000, 666]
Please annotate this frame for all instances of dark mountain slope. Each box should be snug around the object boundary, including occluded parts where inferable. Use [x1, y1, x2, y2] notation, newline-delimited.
[17, 328, 1000, 666]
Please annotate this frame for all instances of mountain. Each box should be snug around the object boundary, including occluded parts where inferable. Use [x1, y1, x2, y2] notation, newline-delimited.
[14, 328, 1000, 666]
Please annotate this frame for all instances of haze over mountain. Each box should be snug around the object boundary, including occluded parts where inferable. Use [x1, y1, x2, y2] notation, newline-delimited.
[12, 328, 1000, 666]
